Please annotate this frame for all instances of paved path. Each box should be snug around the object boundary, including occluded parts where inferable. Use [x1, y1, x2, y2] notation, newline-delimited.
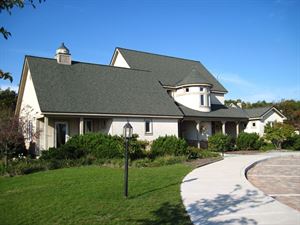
[181, 152, 300, 225]
[247, 155, 300, 211]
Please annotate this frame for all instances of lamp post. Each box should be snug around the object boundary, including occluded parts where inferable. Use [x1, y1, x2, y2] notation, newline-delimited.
[123, 122, 133, 198]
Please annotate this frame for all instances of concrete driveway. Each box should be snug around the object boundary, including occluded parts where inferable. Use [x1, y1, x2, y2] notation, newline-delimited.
[181, 152, 300, 225]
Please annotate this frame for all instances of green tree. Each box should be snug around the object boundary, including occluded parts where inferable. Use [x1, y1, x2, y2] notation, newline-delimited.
[264, 122, 295, 149]
[0, 0, 44, 82]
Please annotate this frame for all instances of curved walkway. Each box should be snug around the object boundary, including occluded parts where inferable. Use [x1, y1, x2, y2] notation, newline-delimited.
[181, 152, 300, 225]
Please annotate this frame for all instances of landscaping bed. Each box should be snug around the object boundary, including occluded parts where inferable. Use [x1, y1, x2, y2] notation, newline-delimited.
[185, 156, 223, 168]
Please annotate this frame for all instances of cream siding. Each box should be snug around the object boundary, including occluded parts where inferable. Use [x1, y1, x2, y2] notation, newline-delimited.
[110, 118, 179, 141]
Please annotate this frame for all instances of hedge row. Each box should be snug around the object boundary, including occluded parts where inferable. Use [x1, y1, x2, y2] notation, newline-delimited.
[208, 132, 263, 152]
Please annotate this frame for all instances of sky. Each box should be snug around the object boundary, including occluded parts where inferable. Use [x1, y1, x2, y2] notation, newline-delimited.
[0, 0, 299, 103]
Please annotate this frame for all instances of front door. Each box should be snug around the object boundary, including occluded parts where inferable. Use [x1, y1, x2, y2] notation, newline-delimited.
[55, 122, 68, 148]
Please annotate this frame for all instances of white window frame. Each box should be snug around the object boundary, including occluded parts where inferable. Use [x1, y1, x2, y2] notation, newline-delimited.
[54, 122, 69, 148]
[145, 119, 153, 135]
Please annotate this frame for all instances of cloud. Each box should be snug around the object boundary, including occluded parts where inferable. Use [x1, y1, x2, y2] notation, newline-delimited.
[219, 73, 255, 88]
[0, 84, 19, 92]
[217, 72, 300, 103]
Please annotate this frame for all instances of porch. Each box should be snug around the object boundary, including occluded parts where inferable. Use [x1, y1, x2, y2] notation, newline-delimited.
[38, 116, 112, 151]
[180, 119, 247, 148]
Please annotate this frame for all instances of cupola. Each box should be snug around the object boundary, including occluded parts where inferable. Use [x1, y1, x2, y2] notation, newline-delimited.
[173, 68, 213, 112]
[55, 42, 71, 65]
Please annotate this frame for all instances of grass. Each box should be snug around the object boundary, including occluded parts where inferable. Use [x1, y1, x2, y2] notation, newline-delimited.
[0, 164, 192, 225]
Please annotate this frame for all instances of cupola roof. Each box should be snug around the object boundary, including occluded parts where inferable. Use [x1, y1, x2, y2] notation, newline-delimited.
[56, 42, 70, 55]
[176, 68, 212, 87]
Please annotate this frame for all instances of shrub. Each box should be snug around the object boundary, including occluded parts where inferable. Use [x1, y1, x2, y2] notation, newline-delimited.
[127, 134, 148, 160]
[5, 159, 47, 176]
[282, 135, 300, 150]
[259, 142, 275, 151]
[208, 133, 234, 152]
[236, 132, 262, 150]
[187, 147, 220, 159]
[42, 133, 124, 160]
[41, 144, 87, 161]
[150, 135, 188, 158]
[150, 155, 186, 167]
[132, 156, 186, 168]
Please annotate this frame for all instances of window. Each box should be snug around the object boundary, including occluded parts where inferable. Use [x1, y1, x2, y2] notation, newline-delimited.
[145, 120, 152, 134]
[84, 120, 93, 133]
[185, 88, 189, 92]
[252, 122, 256, 127]
[27, 120, 33, 141]
[55, 122, 68, 148]
[200, 95, 204, 106]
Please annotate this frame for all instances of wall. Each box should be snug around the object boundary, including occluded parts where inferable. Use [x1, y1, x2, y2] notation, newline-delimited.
[244, 120, 263, 136]
[111, 50, 130, 68]
[109, 118, 179, 141]
[19, 69, 42, 148]
[174, 86, 211, 112]
[210, 93, 225, 105]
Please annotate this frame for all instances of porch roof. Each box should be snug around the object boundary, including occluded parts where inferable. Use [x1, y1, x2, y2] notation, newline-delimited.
[178, 104, 249, 120]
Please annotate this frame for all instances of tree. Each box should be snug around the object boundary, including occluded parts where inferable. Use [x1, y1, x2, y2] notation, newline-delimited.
[0, 0, 44, 82]
[264, 122, 295, 149]
[0, 116, 24, 167]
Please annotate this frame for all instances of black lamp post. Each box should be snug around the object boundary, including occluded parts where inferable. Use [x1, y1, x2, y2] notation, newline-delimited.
[123, 122, 133, 198]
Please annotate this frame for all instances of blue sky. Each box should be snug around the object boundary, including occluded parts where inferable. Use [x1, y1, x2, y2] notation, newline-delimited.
[0, 0, 299, 102]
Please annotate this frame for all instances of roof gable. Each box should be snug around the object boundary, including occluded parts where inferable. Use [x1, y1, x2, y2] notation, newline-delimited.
[116, 48, 227, 93]
[244, 106, 286, 119]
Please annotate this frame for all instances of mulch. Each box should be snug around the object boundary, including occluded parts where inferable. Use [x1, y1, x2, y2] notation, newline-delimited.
[185, 156, 223, 168]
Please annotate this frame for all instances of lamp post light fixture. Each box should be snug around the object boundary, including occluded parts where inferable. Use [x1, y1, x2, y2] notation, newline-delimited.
[123, 122, 133, 198]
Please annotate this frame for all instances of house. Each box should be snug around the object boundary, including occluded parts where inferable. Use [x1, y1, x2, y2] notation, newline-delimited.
[15, 43, 286, 152]
[243, 106, 286, 136]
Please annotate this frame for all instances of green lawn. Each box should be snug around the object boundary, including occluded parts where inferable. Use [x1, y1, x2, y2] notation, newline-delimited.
[0, 164, 192, 225]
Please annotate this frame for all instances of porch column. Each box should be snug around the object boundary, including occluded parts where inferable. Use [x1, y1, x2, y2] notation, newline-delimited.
[236, 121, 240, 137]
[44, 116, 48, 150]
[79, 117, 84, 135]
[221, 121, 226, 135]
[196, 121, 201, 148]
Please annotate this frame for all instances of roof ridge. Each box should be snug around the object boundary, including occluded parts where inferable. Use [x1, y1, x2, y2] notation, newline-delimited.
[116, 47, 200, 63]
[25, 55, 151, 73]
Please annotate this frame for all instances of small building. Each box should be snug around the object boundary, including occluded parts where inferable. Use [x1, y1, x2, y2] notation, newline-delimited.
[15, 44, 286, 152]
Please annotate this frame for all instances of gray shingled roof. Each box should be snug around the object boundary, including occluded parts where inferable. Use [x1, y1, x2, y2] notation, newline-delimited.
[26, 56, 183, 117]
[244, 107, 273, 118]
[176, 68, 211, 86]
[117, 48, 227, 93]
[178, 104, 249, 119]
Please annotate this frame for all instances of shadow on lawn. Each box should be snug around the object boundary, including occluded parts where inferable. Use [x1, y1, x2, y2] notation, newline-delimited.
[135, 202, 193, 225]
[130, 182, 180, 199]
